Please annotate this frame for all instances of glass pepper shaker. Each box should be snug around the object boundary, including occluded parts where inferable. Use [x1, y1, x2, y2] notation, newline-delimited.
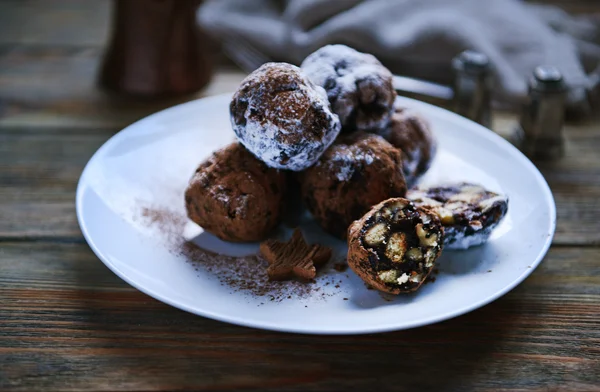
[451, 50, 492, 128]
[515, 66, 567, 160]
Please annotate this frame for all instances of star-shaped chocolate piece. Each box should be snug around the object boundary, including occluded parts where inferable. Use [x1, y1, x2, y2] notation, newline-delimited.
[260, 229, 332, 281]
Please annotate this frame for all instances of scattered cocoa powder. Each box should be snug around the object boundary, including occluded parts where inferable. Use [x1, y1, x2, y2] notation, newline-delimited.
[136, 205, 346, 302]
[141, 207, 187, 236]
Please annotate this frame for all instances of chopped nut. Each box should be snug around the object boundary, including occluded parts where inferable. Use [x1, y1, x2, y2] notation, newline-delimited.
[406, 248, 423, 261]
[416, 224, 438, 247]
[449, 188, 480, 202]
[469, 220, 483, 230]
[375, 207, 392, 220]
[419, 211, 432, 224]
[388, 199, 408, 210]
[443, 201, 465, 211]
[410, 273, 423, 283]
[418, 196, 442, 206]
[385, 232, 407, 262]
[479, 195, 505, 212]
[436, 207, 455, 225]
[392, 209, 406, 222]
[424, 248, 437, 267]
[378, 270, 399, 283]
[364, 223, 388, 246]
[397, 273, 410, 285]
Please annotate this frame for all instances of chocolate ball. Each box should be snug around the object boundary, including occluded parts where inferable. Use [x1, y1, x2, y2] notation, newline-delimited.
[300, 132, 407, 239]
[185, 143, 286, 242]
[379, 105, 437, 186]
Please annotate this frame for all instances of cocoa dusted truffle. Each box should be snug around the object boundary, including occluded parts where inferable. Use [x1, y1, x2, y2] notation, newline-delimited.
[301, 44, 396, 132]
[185, 143, 286, 242]
[230, 62, 341, 171]
[379, 105, 437, 186]
[300, 132, 407, 239]
[407, 183, 509, 249]
[347, 198, 444, 294]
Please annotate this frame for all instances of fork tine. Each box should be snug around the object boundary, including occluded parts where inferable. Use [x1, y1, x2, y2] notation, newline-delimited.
[218, 30, 271, 72]
[221, 37, 257, 72]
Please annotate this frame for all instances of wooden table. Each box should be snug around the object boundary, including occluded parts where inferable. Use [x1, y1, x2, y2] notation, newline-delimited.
[1, 1, 599, 391]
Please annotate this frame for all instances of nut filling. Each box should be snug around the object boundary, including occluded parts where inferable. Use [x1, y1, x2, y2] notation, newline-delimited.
[348, 198, 444, 294]
[407, 182, 508, 250]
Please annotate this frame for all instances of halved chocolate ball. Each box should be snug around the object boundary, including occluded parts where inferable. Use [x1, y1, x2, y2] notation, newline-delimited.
[347, 198, 444, 294]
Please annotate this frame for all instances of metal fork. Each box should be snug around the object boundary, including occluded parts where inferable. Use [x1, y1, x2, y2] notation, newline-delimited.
[218, 30, 454, 103]
[219, 30, 272, 73]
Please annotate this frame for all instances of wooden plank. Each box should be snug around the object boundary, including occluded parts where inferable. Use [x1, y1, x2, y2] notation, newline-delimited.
[0, 128, 111, 238]
[0, 242, 599, 391]
[494, 114, 600, 246]
[0, 0, 110, 46]
[0, 46, 244, 129]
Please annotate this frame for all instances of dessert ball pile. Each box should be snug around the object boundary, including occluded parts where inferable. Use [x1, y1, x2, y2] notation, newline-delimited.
[184, 44, 508, 294]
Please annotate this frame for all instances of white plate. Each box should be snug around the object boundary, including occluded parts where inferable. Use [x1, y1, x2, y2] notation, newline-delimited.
[76, 94, 555, 335]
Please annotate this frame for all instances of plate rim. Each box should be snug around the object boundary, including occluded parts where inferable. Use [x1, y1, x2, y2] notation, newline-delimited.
[76, 93, 556, 335]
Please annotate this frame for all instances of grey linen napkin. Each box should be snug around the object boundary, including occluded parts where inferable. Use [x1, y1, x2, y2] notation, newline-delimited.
[198, 0, 599, 108]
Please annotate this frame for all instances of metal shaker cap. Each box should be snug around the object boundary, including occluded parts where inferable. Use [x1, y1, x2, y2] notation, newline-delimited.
[451, 50, 492, 127]
[530, 65, 567, 93]
[452, 50, 490, 74]
[517, 65, 567, 160]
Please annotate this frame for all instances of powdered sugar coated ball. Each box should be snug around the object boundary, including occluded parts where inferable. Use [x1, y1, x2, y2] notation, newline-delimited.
[230, 62, 341, 171]
[301, 45, 396, 132]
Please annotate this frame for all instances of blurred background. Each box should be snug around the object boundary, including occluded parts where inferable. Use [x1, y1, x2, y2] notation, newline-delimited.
[0, 0, 598, 133]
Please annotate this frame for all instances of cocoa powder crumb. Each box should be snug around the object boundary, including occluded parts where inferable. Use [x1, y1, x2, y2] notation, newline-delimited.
[333, 262, 348, 272]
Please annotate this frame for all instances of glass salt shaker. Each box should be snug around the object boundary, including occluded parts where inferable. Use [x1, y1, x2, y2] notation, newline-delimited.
[451, 50, 492, 128]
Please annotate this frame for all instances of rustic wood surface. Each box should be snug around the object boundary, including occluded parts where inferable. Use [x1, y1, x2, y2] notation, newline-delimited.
[1, 1, 599, 391]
